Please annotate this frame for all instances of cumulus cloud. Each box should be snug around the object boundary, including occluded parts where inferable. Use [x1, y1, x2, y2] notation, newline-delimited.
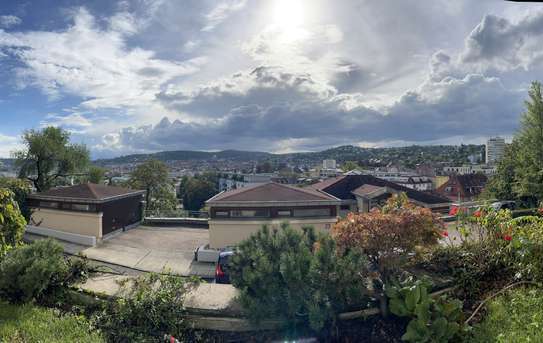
[462, 11, 543, 71]
[0, 134, 21, 157]
[0, 15, 21, 28]
[0, 7, 206, 109]
[1, 1, 540, 157]
[201, 0, 247, 32]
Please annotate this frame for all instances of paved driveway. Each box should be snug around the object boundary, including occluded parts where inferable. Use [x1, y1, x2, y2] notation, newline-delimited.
[81, 226, 214, 278]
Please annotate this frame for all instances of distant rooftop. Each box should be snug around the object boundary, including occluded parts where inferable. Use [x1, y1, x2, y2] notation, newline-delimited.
[28, 183, 145, 203]
[207, 182, 339, 203]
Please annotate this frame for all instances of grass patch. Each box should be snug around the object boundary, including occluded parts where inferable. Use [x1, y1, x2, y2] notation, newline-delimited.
[0, 301, 104, 343]
[471, 287, 543, 342]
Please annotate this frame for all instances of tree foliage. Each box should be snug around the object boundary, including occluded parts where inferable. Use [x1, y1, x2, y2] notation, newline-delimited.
[487, 81, 543, 203]
[0, 177, 32, 221]
[129, 160, 177, 215]
[87, 166, 106, 184]
[342, 161, 359, 172]
[332, 193, 443, 315]
[230, 224, 368, 333]
[14, 127, 90, 192]
[513, 81, 543, 200]
[0, 188, 26, 257]
[180, 176, 217, 211]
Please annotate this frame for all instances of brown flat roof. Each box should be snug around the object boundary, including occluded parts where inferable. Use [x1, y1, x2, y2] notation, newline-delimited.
[207, 182, 339, 203]
[28, 183, 145, 203]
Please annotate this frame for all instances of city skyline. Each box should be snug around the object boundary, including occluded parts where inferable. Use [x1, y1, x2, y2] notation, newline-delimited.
[0, 0, 540, 158]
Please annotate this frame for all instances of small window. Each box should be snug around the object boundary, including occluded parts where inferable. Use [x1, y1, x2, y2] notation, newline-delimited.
[71, 204, 91, 211]
[215, 211, 229, 218]
[293, 208, 331, 217]
[231, 209, 269, 218]
[40, 201, 59, 209]
[276, 210, 292, 217]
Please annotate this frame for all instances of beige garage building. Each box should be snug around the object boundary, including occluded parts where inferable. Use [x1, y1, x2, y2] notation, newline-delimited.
[27, 183, 145, 245]
[205, 182, 341, 248]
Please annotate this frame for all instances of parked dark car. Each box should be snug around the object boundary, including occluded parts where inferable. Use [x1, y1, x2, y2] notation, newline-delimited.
[215, 250, 234, 284]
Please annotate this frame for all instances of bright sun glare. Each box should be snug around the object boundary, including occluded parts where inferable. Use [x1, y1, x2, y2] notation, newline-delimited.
[273, 0, 304, 29]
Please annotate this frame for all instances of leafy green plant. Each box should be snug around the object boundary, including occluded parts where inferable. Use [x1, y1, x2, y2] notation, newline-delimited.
[387, 277, 463, 342]
[230, 224, 369, 333]
[94, 272, 199, 342]
[0, 188, 27, 258]
[471, 287, 543, 342]
[0, 177, 32, 221]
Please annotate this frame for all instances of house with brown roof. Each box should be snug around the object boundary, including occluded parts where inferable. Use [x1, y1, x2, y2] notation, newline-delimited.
[307, 174, 451, 216]
[435, 174, 488, 202]
[27, 183, 145, 245]
[205, 182, 341, 248]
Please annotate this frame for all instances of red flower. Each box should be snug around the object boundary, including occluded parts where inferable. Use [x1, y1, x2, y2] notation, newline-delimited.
[442, 231, 449, 237]
[473, 210, 481, 218]
[503, 235, 512, 242]
[538, 208, 543, 215]
[449, 207, 458, 216]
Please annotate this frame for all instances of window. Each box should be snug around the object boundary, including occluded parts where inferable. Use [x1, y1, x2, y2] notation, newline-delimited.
[71, 204, 91, 211]
[40, 201, 59, 209]
[276, 210, 292, 217]
[215, 211, 229, 218]
[293, 208, 331, 217]
[231, 209, 270, 218]
[340, 205, 350, 210]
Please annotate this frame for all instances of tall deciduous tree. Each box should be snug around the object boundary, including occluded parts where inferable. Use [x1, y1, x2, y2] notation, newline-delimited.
[14, 127, 89, 192]
[129, 160, 177, 214]
[483, 141, 517, 201]
[181, 178, 217, 211]
[514, 81, 543, 200]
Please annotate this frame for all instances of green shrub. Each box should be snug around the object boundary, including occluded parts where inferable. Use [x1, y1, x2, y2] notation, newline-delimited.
[471, 287, 543, 342]
[0, 239, 72, 303]
[94, 272, 199, 342]
[387, 276, 464, 342]
[422, 243, 514, 300]
[230, 224, 369, 333]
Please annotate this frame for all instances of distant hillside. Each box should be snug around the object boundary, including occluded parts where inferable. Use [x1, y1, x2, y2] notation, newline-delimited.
[96, 144, 485, 168]
[95, 149, 273, 165]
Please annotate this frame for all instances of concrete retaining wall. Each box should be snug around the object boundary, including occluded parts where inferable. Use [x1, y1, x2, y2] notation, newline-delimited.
[26, 225, 97, 246]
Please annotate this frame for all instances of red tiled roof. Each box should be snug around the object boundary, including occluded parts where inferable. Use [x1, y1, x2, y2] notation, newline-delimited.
[29, 183, 145, 201]
[207, 182, 339, 203]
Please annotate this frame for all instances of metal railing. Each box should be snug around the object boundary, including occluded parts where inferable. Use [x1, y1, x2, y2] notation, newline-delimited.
[144, 209, 209, 219]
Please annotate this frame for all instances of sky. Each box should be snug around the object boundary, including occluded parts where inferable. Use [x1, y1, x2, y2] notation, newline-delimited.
[0, 0, 542, 158]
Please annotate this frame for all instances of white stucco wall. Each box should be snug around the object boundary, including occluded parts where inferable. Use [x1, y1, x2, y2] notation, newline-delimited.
[31, 208, 103, 238]
[208, 218, 337, 248]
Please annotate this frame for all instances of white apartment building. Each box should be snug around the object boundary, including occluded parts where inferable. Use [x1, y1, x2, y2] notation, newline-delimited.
[443, 165, 497, 176]
[486, 137, 506, 164]
[322, 159, 337, 169]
